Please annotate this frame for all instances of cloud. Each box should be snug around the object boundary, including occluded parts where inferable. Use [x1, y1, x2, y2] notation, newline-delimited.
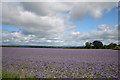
[2, 2, 117, 31]
[68, 2, 117, 21]
[2, 2, 72, 39]
[1, 0, 119, 2]
[64, 24, 118, 45]
[2, 2, 118, 46]
[2, 24, 118, 46]
[21, 2, 70, 16]
[2, 30, 64, 46]
[21, 2, 117, 21]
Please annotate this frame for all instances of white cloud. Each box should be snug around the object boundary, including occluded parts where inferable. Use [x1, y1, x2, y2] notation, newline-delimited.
[2, 2, 118, 46]
[2, 2, 72, 39]
[68, 2, 117, 20]
[1, 0, 119, 2]
[21, 2, 70, 16]
[21, 2, 117, 21]
[2, 30, 64, 46]
[63, 24, 118, 45]
[2, 24, 118, 46]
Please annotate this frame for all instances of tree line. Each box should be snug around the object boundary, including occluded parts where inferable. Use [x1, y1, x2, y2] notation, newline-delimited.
[85, 40, 120, 49]
[1, 40, 120, 50]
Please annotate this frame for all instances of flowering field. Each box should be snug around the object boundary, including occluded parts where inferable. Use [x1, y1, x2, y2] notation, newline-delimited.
[2, 47, 119, 78]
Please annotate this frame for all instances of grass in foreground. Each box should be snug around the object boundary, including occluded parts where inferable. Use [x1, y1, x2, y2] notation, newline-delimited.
[2, 71, 37, 79]
[2, 71, 18, 78]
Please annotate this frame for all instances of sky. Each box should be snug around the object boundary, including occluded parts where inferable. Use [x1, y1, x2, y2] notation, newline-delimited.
[1, 2, 119, 46]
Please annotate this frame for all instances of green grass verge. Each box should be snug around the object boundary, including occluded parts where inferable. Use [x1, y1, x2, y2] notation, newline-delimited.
[113, 46, 120, 50]
[2, 71, 18, 78]
[2, 71, 36, 79]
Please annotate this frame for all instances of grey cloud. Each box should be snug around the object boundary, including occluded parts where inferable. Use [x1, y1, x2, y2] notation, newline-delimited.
[2, 2, 117, 36]
[21, 2, 49, 16]
[2, 24, 118, 46]
[69, 2, 117, 21]
[64, 24, 118, 45]
[2, 2, 118, 46]
[21, 2, 70, 16]
[2, 2, 69, 39]
[2, 30, 64, 46]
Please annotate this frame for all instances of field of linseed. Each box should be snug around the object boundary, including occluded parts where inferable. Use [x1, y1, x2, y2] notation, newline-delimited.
[2, 47, 119, 78]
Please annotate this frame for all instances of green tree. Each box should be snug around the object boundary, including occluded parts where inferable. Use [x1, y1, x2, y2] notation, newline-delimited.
[108, 43, 117, 49]
[85, 42, 92, 49]
[92, 40, 103, 49]
[103, 45, 108, 49]
[113, 45, 120, 50]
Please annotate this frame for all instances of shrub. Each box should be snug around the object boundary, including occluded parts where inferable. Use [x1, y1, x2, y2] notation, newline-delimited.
[113, 46, 120, 50]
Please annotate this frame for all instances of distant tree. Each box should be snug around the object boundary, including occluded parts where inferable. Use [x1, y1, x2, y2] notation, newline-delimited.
[103, 45, 108, 49]
[113, 45, 120, 50]
[85, 42, 92, 49]
[92, 40, 103, 49]
[118, 44, 120, 46]
[108, 43, 117, 49]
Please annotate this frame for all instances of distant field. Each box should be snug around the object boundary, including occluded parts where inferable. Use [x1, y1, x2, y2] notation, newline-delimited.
[2, 47, 119, 78]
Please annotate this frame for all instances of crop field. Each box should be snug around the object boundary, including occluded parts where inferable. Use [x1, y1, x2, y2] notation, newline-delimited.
[2, 47, 119, 78]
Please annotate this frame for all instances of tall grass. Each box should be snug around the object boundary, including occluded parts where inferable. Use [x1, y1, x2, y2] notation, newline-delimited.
[2, 69, 31, 79]
[2, 69, 38, 79]
[2, 71, 18, 78]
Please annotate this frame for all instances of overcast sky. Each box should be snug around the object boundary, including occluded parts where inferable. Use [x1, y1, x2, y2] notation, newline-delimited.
[1, 2, 119, 46]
